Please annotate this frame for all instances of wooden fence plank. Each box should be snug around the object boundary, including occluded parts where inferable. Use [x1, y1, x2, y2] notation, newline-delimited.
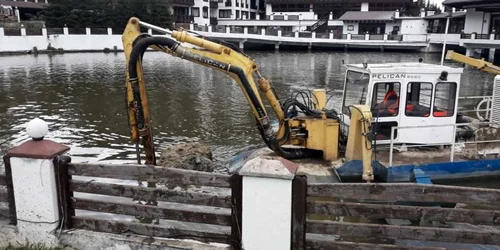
[305, 238, 450, 250]
[292, 175, 307, 250]
[306, 220, 500, 245]
[69, 180, 232, 208]
[0, 189, 8, 203]
[3, 156, 16, 225]
[0, 207, 9, 218]
[72, 197, 231, 226]
[307, 201, 500, 225]
[72, 217, 230, 244]
[68, 163, 230, 188]
[0, 175, 6, 186]
[230, 174, 243, 250]
[308, 183, 500, 205]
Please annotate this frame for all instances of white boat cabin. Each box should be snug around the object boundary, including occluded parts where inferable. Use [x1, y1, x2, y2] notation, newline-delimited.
[341, 62, 464, 145]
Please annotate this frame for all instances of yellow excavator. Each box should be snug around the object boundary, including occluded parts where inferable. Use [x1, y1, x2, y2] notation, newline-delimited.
[122, 17, 374, 181]
[446, 50, 500, 75]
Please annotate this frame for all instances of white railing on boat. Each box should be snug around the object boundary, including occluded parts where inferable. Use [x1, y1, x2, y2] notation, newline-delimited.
[388, 121, 500, 167]
[458, 96, 492, 121]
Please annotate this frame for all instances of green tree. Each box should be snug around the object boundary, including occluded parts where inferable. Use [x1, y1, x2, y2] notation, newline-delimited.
[40, 0, 172, 28]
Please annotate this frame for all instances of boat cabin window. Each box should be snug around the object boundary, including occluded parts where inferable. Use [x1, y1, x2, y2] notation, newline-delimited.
[405, 82, 433, 117]
[342, 70, 370, 115]
[433, 82, 457, 117]
[371, 82, 400, 117]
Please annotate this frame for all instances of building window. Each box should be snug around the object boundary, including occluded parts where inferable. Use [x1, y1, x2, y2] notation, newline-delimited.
[405, 82, 433, 117]
[372, 82, 400, 117]
[203, 6, 208, 18]
[433, 82, 457, 117]
[192, 7, 200, 17]
[219, 10, 231, 18]
[236, 10, 240, 19]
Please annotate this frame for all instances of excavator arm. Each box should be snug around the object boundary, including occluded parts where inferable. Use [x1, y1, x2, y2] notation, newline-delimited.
[122, 17, 372, 181]
[122, 17, 319, 164]
[446, 50, 500, 75]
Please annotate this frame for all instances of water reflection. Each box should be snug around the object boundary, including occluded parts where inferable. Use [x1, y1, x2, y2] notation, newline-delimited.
[0, 51, 496, 164]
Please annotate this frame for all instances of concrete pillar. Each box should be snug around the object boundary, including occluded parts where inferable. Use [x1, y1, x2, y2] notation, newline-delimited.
[256, 15, 260, 20]
[472, 33, 477, 40]
[394, 9, 400, 18]
[239, 156, 299, 250]
[295, 31, 299, 38]
[466, 48, 473, 57]
[347, 33, 352, 40]
[148, 28, 152, 35]
[365, 32, 369, 40]
[189, 23, 195, 31]
[107, 27, 112, 35]
[208, 25, 213, 33]
[329, 31, 333, 39]
[261, 28, 265, 35]
[384, 33, 388, 41]
[312, 31, 316, 39]
[20, 25, 26, 36]
[226, 26, 230, 33]
[491, 33, 496, 40]
[4, 118, 70, 246]
[239, 40, 245, 50]
[35, 0, 38, 2]
[489, 48, 496, 62]
[85, 27, 91, 35]
[329, 12, 333, 20]
[278, 29, 282, 37]
[244, 27, 248, 34]
[0, 27, 4, 37]
[42, 26, 47, 37]
[15, 7, 20, 23]
[63, 26, 69, 35]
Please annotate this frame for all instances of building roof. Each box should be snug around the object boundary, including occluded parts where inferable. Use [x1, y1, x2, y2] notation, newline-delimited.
[0, 0, 47, 9]
[339, 11, 395, 21]
[423, 11, 466, 20]
[443, 0, 500, 9]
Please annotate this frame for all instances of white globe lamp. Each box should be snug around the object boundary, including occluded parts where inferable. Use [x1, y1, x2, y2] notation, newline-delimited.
[26, 118, 49, 141]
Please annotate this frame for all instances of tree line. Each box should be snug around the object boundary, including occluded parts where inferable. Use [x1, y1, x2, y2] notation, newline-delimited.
[32, 0, 173, 29]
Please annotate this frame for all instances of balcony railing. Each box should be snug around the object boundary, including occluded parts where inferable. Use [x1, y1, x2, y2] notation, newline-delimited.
[174, 15, 194, 23]
[173, 0, 195, 5]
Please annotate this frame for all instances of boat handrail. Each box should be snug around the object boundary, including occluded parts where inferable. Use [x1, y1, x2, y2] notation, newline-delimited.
[388, 121, 500, 166]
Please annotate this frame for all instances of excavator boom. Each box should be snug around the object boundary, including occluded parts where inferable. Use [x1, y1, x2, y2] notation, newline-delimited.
[446, 50, 500, 75]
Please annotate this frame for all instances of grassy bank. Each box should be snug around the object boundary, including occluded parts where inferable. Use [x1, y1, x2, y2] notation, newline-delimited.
[1, 244, 69, 250]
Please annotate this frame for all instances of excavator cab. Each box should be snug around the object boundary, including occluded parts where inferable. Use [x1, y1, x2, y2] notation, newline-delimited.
[340, 62, 463, 146]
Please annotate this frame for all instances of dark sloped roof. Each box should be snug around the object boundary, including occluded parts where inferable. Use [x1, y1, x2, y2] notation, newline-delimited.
[423, 11, 466, 19]
[339, 11, 395, 21]
[0, 0, 47, 9]
[443, 0, 500, 8]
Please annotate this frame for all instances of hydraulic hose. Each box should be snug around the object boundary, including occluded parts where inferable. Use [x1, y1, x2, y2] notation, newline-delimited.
[127, 36, 180, 131]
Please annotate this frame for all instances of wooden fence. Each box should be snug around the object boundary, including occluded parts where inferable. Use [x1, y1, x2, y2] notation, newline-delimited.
[55, 156, 242, 248]
[1, 156, 16, 225]
[305, 182, 500, 249]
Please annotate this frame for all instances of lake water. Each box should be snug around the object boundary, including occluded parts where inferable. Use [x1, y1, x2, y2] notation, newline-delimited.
[0, 51, 496, 164]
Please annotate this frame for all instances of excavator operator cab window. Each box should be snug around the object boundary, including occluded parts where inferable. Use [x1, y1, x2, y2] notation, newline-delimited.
[371, 82, 400, 118]
[405, 82, 433, 117]
[433, 82, 457, 117]
[342, 70, 370, 115]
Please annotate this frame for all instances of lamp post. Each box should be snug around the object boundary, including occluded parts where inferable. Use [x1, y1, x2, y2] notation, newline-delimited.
[440, 9, 453, 66]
